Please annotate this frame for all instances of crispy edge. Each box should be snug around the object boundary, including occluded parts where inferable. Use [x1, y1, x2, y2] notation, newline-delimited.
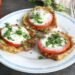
[22, 6, 57, 33]
[0, 27, 36, 53]
[39, 32, 74, 60]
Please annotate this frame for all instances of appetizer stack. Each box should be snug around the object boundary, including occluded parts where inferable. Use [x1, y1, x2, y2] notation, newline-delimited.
[23, 6, 56, 33]
[0, 6, 74, 60]
[0, 23, 36, 53]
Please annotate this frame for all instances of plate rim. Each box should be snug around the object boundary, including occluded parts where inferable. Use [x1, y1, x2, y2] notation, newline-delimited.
[0, 54, 75, 73]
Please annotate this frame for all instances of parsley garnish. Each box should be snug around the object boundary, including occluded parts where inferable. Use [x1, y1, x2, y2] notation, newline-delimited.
[3, 30, 14, 41]
[31, 12, 43, 24]
[5, 23, 12, 31]
[46, 32, 66, 46]
[3, 30, 10, 37]
[15, 26, 23, 35]
[38, 56, 44, 59]
[3, 23, 12, 38]
[5, 23, 10, 27]
[15, 27, 29, 39]
[23, 34, 29, 39]
[16, 29, 22, 35]
[7, 36, 14, 41]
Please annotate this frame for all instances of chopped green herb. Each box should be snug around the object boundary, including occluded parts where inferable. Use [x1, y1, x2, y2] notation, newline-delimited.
[8, 27, 12, 31]
[46, 32, 66, 47]
[3, 30, 10, 37]
[5, 23, 12, 31]
[23, 34, 29, 39]
[15, 27, 29, 39]
[37, 20, 43, 24]
[31, 12, 43, 23]
[38, 56, 44, 59]
[16, 29, 22, 35]
[7, 36, 14, 41]
[5, 23, 10, 27]
[3, 23, 13, 40]
[3, 30, 14, 41]
[18, 26, 21, 29]
[46, 41, 50, 46]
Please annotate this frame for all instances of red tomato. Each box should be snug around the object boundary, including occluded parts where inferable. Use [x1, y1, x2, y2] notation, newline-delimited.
[27, 14, 53, 29]
[38, 32, 72, 55]
[3, 37, 21, 47]
[1, 25, 22, 47]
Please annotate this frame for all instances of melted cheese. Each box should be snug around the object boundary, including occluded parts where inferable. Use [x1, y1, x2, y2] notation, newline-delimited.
[41, 31, 66, 50]
[1, 26, 30, 44]
[29, 9, 53, 25]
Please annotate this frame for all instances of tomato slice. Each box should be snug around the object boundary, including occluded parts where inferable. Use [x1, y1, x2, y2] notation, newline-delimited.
[1, 25, 29, 47]
[3, 37, 21, 47]
[38, 32, 72, 54]
[27, 14, 53, 29]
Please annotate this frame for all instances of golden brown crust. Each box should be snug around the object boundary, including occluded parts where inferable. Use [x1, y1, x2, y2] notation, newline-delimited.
[0, 39, 24, 53]
[50, 47, 73, 60]
[40, 46, 74, 60]
[0, 38, 37, 53]
[39, 32, 74, 60]
[0, 26, 36, 53]
[22, 6, 57, 33]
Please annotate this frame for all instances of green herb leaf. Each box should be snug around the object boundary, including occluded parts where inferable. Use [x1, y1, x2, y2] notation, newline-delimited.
[38, 56, 44, 59]
[46, 32, 65, 47]
[46, 41, 50, 46]
[3, 30, 14, 41]
[23, 34, 29, 39]
[5, 23, 12, 31]
[31, 12, 43, 24]
[5, 23, 10, 27]
[16, 29, 22, 35]
[7, 36, 14, 41]
[3, 30, 10, 37]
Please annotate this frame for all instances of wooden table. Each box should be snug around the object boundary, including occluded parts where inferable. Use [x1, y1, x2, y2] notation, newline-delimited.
[0, 0, 75, 75]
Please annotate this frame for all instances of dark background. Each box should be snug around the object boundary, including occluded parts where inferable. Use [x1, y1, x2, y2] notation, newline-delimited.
[0, 0, 75, 75]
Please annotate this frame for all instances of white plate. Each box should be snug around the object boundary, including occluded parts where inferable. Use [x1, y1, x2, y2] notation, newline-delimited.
[0, 9, 75, 73]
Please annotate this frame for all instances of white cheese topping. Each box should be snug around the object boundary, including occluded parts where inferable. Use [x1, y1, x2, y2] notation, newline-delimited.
[41, 31, 66, 50]
[29, 9, 53, 25]
[1, 25, 30, 44]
